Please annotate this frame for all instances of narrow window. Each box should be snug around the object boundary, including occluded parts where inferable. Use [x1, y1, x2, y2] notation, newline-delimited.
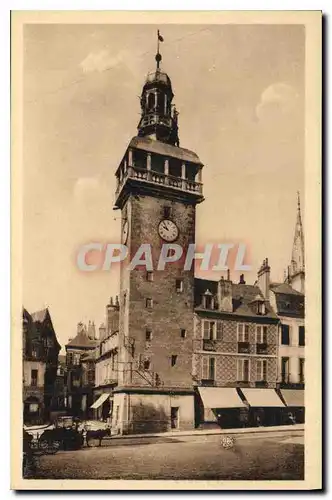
[256, 359, 267, 381]
[146, 329, 152, 341]
[209, 357, 216, 380]
[31, 369, 38, 387]
[299, 326, 305, 346]
[180, 329, 186, 338]
[146, 271, 154, 282]
[143, 358, 151, 370]
[205, 295, 212, 309]
[176, 279, 184, 293]
[237, 359, 250, 382]
[281, 325, 290, 345]
[281, 357, 289, 383]
[238, 323, 249, 343]
[171, 355, 177, 367]
[209, 321, 215, 340]
[163, 206, 171, 218]
[299, 358, 305, 383]
[216, 322, 223, 340]
[203, 320, 210, 340]
[146, 298, 153, 308]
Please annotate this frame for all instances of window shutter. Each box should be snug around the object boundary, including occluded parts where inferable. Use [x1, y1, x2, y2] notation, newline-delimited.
[216, 322, 222, 340]
[237, 359, 243, 380]
[256, 359, 262, 380]
[237, 323, 242, 342]
[203, 321, 210, 340]
[243, 360, 250, 381]
[202, 357, 208, 379]
[209, 357, 216, 380]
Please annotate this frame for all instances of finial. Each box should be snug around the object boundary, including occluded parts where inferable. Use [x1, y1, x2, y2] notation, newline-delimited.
[297, 191, 301, 213]
[156, 30, 164, 70]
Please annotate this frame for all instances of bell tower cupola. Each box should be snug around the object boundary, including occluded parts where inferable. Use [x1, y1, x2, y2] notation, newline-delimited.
[138, 30, 179, 146]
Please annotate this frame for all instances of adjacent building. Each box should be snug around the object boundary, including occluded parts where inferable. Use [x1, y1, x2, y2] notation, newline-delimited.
[269, 195, 305, 422]
[193, 274, 283, 429]
[65, 321, 99, 418]
[92, 297, 119, 421]
[23, 308, 61, 425]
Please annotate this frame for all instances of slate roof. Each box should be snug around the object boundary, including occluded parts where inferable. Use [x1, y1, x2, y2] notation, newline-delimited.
[270, 283, 305, 318]
[127, 136, 203, 166]
[66, 331, 99, 349]
[31, 308, 49, 323]
[194, 278, 278, 320]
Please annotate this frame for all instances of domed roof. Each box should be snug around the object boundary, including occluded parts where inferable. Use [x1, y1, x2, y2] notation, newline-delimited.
[144, 69, 172, 89]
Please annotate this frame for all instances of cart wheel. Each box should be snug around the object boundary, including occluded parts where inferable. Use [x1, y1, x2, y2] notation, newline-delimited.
[47, 440, 61, 454]
[39, 439, 49, 452]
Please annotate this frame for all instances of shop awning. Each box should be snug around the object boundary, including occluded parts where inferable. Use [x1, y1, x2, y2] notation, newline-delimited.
[241, 389, 286, 408]
[90, 393, 110, 409]
[280, 389, 304, 407]
[198, 387, 246, 408]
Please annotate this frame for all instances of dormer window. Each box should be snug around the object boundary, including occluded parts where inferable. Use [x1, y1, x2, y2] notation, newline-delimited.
[203, 289, 215, 309]
[257, 301, 266, 315]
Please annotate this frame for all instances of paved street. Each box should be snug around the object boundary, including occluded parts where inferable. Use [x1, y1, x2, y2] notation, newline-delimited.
[31, 429, 304, 481]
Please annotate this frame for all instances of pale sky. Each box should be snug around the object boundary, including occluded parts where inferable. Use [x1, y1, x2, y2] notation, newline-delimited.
[23, 24, 305, 350]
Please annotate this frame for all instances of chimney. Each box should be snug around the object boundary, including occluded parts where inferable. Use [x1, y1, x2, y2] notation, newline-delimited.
[239, 274, 246, 285]
[217, 275, 233, 312]
[87, 321, 96, 340]
[257, 258, 270, 299]
[99, 323, 106, 341]
[107, 296, 120, 335]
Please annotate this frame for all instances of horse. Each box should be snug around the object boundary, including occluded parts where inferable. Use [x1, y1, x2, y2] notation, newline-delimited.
[85, 427, 111, 447]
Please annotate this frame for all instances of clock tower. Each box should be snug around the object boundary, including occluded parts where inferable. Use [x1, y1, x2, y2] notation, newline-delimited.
[112, 40, 204, 434]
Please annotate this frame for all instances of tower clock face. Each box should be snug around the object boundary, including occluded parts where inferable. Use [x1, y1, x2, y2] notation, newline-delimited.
[158, 219, 179, 242]
[122, 220, 129, 244]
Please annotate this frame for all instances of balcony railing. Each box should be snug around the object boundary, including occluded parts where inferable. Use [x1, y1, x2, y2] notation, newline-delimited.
[116, 166, 203, 196]
[237, 342, 250, 354]
[202, 339, 217, 351]
[200, 379, 216, 387]
[256, 343, 268, 354]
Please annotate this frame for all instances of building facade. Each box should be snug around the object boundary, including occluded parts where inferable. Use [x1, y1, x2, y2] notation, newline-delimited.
[65, 321, 98, 418]
[23, 308, 61, 425]
[92, 297, 119, 421]
[193, 275, 283, 429]
[269, 195, 305, 422]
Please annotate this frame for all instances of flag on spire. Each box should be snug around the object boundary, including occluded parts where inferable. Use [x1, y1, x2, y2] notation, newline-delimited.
[158, 30, 164, 42]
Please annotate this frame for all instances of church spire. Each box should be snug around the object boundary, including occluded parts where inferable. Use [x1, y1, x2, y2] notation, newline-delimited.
[286, 192, 305, 293]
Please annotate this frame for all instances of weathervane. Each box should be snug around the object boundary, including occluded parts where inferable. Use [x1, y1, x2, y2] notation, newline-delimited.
[155, 30, 164, 70]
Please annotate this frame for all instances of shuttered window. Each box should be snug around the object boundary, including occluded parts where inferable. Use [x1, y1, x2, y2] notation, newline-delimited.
[238, 323, 249, 342]
[256, 359, 267, 381]
[237, 359, 250, 381]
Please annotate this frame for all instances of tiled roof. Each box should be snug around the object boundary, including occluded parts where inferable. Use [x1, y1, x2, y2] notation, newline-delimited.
[31, 308, 49, 323]
[194, 278, 278, 319]
[66, 331, 99, 349]
[270, 283, 303, 296]
[270, 284, 304, 318]
[128, 136, 203, 165]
